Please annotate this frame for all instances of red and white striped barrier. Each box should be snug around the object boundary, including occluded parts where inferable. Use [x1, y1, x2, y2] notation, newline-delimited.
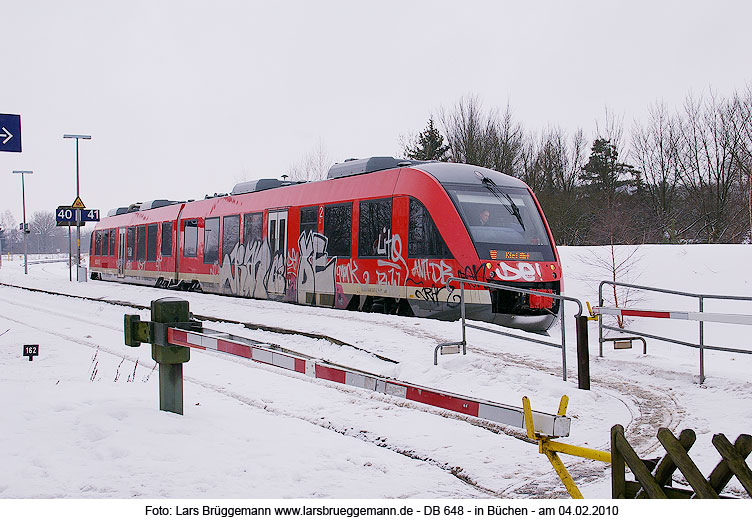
[593, 306, 752, 326]
[167, 326, 571, 438]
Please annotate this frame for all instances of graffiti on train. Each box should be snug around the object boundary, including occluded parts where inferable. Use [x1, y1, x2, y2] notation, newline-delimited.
[295, 231, 337, 303]
[218, 240, 286, 298]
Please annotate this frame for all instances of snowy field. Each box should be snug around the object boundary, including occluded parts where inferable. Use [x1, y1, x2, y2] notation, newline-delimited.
[1, 246, 751, 519]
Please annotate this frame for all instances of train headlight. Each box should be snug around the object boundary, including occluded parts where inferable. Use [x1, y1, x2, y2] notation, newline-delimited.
[486, 262, 492, 269]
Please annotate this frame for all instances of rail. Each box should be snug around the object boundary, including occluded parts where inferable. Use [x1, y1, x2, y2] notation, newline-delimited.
[436, 277, 591, 390]
[596, 281, 752, 384]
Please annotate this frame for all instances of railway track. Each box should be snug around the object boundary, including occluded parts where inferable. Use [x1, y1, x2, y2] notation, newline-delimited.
[0, 284, 555, 497]
[0, 279, 686, 497]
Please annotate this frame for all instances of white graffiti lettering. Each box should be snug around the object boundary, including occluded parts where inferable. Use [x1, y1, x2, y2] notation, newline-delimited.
[297, 231, 337, 302]
[494, 262, 541, 282]
[336, 259, 360, 284]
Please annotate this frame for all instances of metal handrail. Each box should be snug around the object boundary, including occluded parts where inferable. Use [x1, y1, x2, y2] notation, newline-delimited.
[439, 277, 588, 387]
[597, 280, 752, 384]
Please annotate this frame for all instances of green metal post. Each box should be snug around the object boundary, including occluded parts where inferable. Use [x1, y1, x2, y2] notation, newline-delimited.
[150, 298, 190, 415]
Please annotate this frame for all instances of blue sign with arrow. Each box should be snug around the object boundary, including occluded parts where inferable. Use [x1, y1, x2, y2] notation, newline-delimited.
[0, 113, 22, 153]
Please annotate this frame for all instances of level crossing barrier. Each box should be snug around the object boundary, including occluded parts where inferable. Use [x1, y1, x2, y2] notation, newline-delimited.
[594, 281, 752, 384]
[124, 298, 572, 437]
[435, 277, 591, 390]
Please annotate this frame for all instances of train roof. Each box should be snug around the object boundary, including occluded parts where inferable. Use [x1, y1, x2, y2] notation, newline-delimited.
[100, 158, 529, 225]
[413, 162, 528, 189]
[326, 156, 431, 179]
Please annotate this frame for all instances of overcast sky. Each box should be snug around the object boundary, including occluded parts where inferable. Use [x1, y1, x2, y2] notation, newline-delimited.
[1, 0, 750, 223]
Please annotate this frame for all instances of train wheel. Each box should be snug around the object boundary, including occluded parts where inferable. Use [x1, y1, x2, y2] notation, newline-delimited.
[346, 295, 361, 311]
[397, 299, 414, 317]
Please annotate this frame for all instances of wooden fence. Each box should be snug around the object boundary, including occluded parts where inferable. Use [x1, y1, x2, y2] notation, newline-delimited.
[611, 425, 752, 498]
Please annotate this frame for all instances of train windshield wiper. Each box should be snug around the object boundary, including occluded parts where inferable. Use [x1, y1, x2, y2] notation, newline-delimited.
[480, 176, 525, 231]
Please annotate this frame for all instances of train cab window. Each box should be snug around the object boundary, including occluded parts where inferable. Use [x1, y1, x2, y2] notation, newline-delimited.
[204, 217, 220, 264]
[300, 206, 318, 236]
[110, 228, 116, 256]
[102, 229, 109, 256]
[323, 203, 352, 257]
[222, 215, 240, 260]
[94, 231, 102, 256]
[447, 185, 554, 261]
[183, 219, 198, 257]
[146, 224, 158, 262]
[136, 225, 147, 262]
[358, 198, 392, 258]
[408, 198, 452, 259]
[161, 222, 172, 257]
[243, 213, 263, 247]
[127, 227, 136, 261]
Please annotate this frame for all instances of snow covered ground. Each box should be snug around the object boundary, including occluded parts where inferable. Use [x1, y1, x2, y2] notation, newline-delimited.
[1, 246, 751, 519]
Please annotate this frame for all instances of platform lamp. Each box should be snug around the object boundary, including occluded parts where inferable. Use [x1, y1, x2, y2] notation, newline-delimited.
[63, 133, 92, 282]
[11, 170, 32, 275]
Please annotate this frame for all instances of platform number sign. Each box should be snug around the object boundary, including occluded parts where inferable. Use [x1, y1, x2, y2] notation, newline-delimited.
[81, 209, 100, 222]
[56, 207, 100, 226]
[23, 344, 39, 361]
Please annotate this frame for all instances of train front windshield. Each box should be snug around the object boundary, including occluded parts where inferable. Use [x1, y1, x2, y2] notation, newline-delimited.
[448, 185, 555, 262]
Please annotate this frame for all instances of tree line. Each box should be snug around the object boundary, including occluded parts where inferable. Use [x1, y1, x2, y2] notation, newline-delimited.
[402, 87, 752, 246]
[0, 209, 92, 256]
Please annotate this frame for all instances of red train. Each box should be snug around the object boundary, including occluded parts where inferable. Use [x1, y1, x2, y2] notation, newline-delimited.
[89, 157, 562, 331]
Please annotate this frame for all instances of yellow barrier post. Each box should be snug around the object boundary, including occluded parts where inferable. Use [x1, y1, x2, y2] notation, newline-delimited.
[523, 395, 612, 498]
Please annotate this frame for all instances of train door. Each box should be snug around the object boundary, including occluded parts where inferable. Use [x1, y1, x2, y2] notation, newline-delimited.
[117, 228, 126, 278]
[266, 209, 288, 296]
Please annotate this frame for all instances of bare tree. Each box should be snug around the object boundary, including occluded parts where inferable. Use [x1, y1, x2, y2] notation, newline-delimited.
[676, 91, 747, 242]
[631, 101, 683, 241]
[486, 103, 524, 176]
[730, 85, 752, 241]
[439, 94, 494, 167]
[1, 210, 20, 255]
[288, 139, 332, 181]
[30, 211, 57, 253]
[535, 128, 591, 245]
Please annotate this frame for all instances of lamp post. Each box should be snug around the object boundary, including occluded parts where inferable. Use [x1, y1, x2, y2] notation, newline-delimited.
[63, 134, 91, 282]
[11, 170, 33, 275]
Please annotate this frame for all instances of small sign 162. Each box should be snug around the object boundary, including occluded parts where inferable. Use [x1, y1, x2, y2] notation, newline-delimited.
[23, 344, 39, 361]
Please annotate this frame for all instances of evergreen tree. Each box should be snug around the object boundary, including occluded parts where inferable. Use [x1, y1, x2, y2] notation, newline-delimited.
[581, 138, 641, 207]
[404, 118, 450, 161]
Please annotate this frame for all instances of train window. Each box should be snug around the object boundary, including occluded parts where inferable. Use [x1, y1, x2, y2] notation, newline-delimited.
[222, 215, 240, 260]
[358, 198, 392, 258]
[323, 203, 352, 257]
[127, 227, 135, 261]
[408, 198, 452, 259]
[447, 185, 554, 261]
[300, 206, 318, 236]
[204, 217, 220, 264]
[243, 213, 263, 246]
[109, 229, 116, 256]
[136, 225, 146, 262]
[161, 222, 172, 257]
[102, 229, 109, 256]
[146, 224, 158, 262]
[94, 231, 102, 256]
[183, 219, 198, 257]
